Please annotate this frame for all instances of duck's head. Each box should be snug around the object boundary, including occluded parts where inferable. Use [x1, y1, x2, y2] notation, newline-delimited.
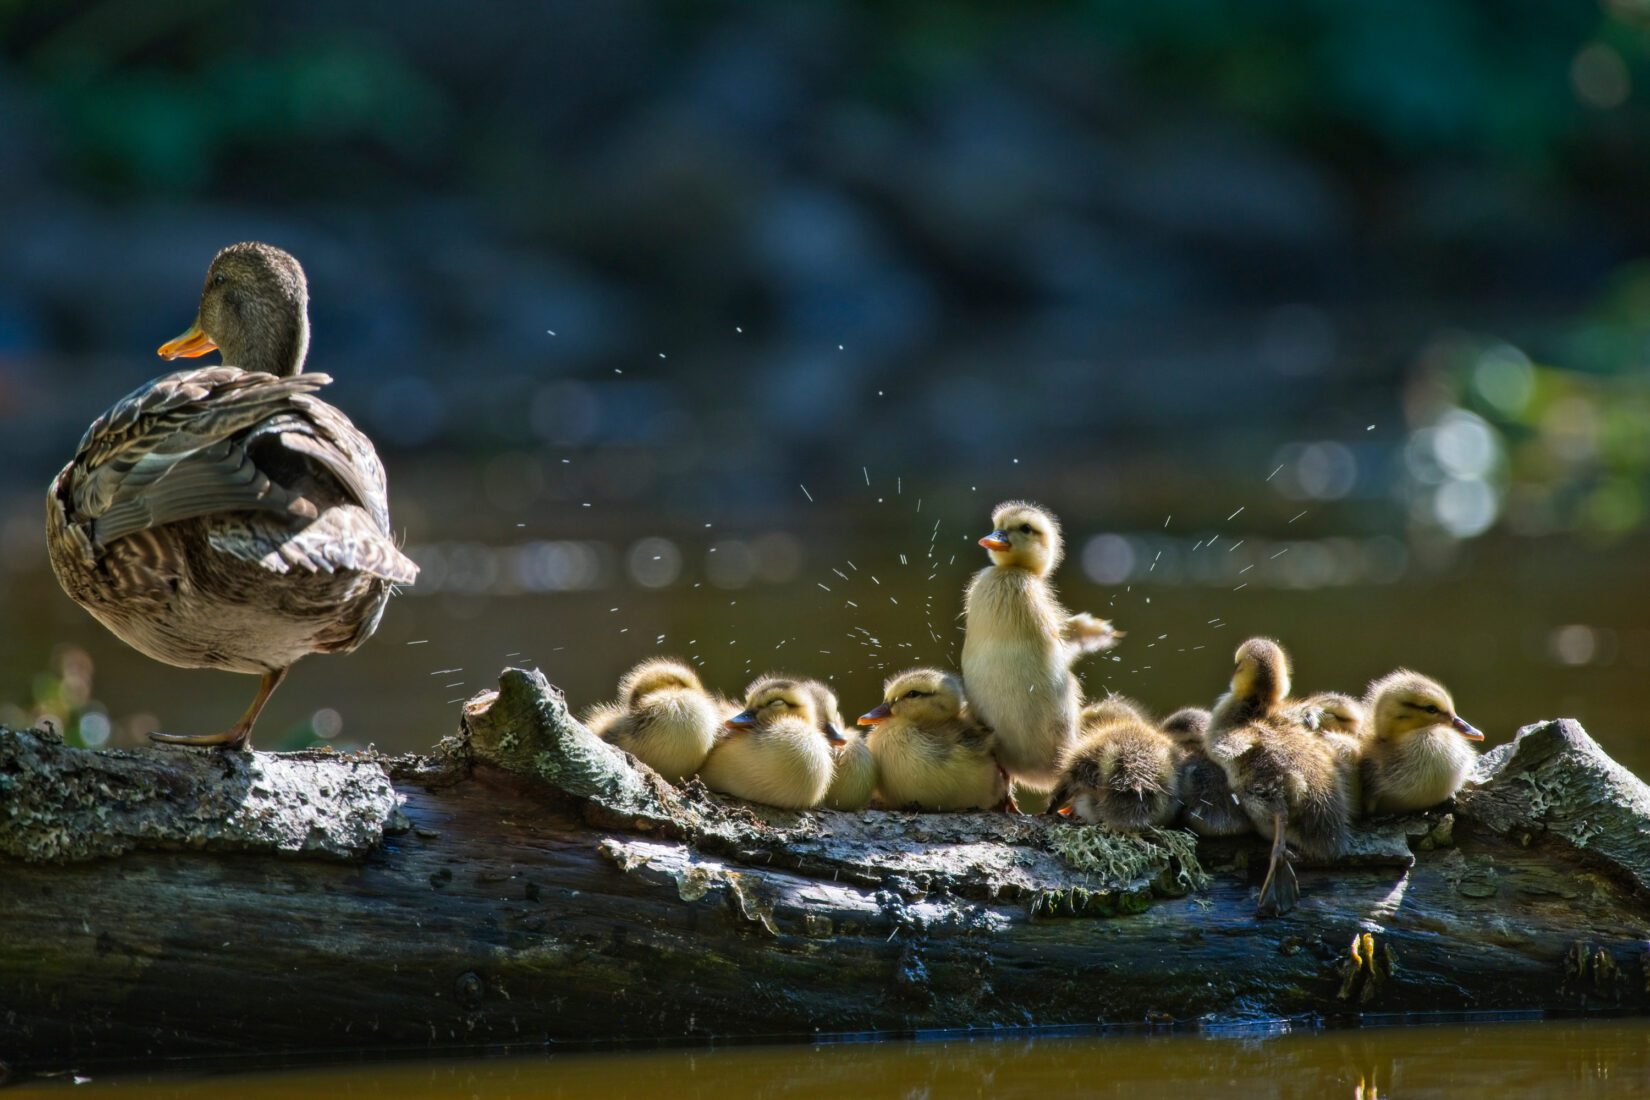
[618, 657, 703, 708]
[859, 667, 964, 728]
[801, 678, 850, 747]
[1368, 671, 1480, 742]
[1230, 637, 1291, 707]
[1161, 707, 1211, 747]
[1302, 692, 1365, 735]
[1080, 694, 1148, 729]
[160, 242, 310, 378]
[979, 501, 1062, 575]
[727, 676, 831, 740]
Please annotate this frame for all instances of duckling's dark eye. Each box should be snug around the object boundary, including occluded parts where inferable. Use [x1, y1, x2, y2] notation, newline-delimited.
[904, 690, 927, 699]
[1019, 524, 1033, 534]
[1422, 704, 1441, 715]
[213, 273, 227, 286]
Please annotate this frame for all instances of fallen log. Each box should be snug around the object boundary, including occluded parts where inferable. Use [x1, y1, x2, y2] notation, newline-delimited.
[2, 666, 1648, 1071]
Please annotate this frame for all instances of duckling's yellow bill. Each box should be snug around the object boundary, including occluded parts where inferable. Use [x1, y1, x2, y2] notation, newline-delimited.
[857, 703, 892, 727]
[979, 531, 1012, 551]
[1452, 716, 1484, 740]
[158, 321, 217, 359]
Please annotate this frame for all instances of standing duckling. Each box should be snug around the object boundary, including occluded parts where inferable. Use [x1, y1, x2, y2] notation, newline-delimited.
[803, 679, 877, 811]
[859, 668, 1008, 811]
[1164, 707, 1253, 839]
[962, 501, 1118, 793]
[581, 658, 725, 782]
[1206, 638, 1350, 915]
[1360, 671, 1482, 814]
[1049, 695, 1178, 830]
[698, 676, 835, 810]
[45, 242, 417, 750]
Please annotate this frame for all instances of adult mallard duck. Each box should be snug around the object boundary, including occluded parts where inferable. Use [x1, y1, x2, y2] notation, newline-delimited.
[45, 242, 418, 750]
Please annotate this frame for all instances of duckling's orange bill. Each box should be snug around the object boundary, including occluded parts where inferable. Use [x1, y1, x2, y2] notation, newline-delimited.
[158, 321, 217, 359]
[725, 710, 757, 731]
[1452, 716, 1484, 740]
[857, 703, 892, 727]
[978, 531, 1012, 551]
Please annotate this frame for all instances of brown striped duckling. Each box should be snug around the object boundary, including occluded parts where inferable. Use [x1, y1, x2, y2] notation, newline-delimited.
[1207, 638, 1350, 915]
[45, 242, 417, 751]
[859, 668, 1008, 812]
[962, 501, 1118, 793]
[1048, 695, 1178, 830]
[697, 676, 835, 810]
[581, 658, 726, 782]
[1293, 691, 1368, 809]
[1359, 670, 1481, 814]
[1163, 706, 1253, 839]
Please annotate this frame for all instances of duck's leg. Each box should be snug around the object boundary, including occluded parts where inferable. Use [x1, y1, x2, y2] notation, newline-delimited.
[150, 668, 287, 752]
[996, 761, 1022, 813]
[1255, 809, 1298, 916]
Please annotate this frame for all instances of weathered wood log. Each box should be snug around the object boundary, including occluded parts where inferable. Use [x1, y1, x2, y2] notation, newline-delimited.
[3, 666, 1649, 1072]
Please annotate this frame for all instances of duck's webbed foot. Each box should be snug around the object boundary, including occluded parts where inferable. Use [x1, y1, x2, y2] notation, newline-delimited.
[1337, 931, 1392, 1004]
[147, 667, 286, 753]
[1255, 810, 1298, 916]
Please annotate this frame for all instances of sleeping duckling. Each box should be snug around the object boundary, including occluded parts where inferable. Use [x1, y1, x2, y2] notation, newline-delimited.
[962, 501, 1118, 792]
[859, 668, 1008, 812]
[1293, 691, 1367, 810]
[1206, 638, 1350, 915]
[1360, 670, 1482, 814]
[1049, 697, 1178, 831]
[1163, 706, 1253, 839]
[580, 658, 724, 782]
[697, 676, 835, 810]
[802, 678, 877, 811]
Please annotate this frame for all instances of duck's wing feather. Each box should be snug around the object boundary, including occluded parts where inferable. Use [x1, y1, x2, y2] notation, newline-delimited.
[63, 366, 417, 585]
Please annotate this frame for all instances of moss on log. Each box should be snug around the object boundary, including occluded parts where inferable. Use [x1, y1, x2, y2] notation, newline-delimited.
[2, 667, 1649, 1072]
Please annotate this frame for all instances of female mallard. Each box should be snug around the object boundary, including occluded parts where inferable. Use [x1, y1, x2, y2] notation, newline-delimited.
[45, 242, 418, 750]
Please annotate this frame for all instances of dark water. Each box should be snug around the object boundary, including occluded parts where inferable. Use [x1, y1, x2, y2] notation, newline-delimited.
[11, 1021, 1650, 1098]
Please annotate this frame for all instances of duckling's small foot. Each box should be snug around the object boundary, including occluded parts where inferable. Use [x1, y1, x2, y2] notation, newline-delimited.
[1337, 931, 1391, 1004]
[150, 728, 250, 750]
[1255, 812, 1298, 916]
[999, 792, 1023, 814]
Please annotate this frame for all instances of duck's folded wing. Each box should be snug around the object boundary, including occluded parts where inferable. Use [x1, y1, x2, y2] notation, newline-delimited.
[69, 368, 333, 548]
[206, 505, 419, 585]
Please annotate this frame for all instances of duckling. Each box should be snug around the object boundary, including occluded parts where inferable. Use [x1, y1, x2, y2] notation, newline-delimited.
[1049, 696, 1178, 830]
[697, 676, 835, 810]
[804, 679, 877, 811]
[45, 242, 417, 751]
[1163, 706, 1254, 839]
[859, 668, 1008, 812]
[1206, 638, 1350, 915]
[962, 501, 1119, 792]
[1360, 670, 1482, 814]
[581, 658, 725, 782]
[1293, 691, 1367, 810]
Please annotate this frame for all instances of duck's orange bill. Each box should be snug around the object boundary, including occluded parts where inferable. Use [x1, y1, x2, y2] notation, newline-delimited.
[724, 710, 757, 731]
[857, 703, 892, 727]
[1452, 715, 1483, 740]
[979, 532, 1012, 551]
[158, 321, 216, 359]
[1056, 805, 1074, 817]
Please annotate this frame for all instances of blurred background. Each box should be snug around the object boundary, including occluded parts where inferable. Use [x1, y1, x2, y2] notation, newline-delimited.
[1, 1, 1647, 776]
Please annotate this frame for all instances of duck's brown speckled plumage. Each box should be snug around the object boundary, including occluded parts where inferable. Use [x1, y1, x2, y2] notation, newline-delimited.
[45, 242, 416, 748]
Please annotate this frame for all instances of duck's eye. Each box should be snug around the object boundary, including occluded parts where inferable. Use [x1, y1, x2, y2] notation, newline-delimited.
[1020, 523, 1034, 534]
[1422, 704, 1441, 715]
[904, 690, 926, 699]
[213, 272, 227, 286]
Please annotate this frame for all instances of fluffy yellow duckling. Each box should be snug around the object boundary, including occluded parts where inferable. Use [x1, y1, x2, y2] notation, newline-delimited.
[697, 677, 835, 810]
[1360, 670, 1482, 814]
[961, 501, 1119, 792]
[1163, 706, 1253, 839]
[1049, 695, 1178, 830]
[580, 658, 725, 782]
[1206, 638, 1350, 915]
[803, 678, 877, 811]
[858, 668, 1008, 812]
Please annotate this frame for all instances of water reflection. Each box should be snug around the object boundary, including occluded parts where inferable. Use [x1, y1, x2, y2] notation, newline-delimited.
[13, 1020, 1650, 1098]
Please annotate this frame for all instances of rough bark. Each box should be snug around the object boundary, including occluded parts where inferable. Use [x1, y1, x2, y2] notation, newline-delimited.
[2, 667, 1648, 1072]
